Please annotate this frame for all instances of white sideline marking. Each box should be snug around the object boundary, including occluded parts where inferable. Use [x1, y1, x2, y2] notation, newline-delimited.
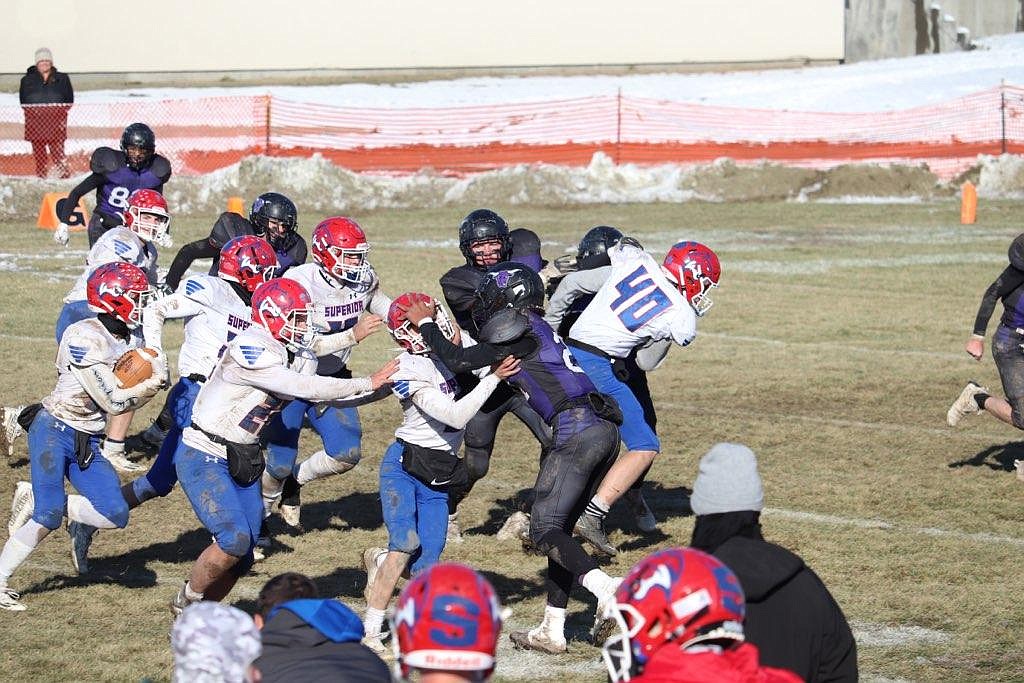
[849, 620, 951, 648]
[765, 507, 1024, 548]
[703, 331, 963, 361]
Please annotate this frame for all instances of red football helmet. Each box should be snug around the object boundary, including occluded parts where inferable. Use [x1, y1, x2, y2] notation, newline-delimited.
[661, 241, 720, 317]
[311, 216, 373, 289]
[219, 236, 279, 292]
[602, 547, 746, 682]
[122, 189, 170, 243]
[392, 563, 504, 680]
[86, 261, 154, 329]
[387, 292, 456, 355]
[251, 278, 315, 349]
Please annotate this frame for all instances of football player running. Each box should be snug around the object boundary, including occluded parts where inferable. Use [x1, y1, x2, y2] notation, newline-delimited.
[438, 209, 552, 540]
[0, 263, 166, 611]
[360, 293, 517, 655]
[601, 547, 800, 682]
[404, 265, 624, 653]
[545, 239, 720, 556]
[260, 216, 389, 539]
[170, 278, 397, 615]
[393, 563, 505, 682]
[64, 236, 279, 573]
[54, 123, 171, 247]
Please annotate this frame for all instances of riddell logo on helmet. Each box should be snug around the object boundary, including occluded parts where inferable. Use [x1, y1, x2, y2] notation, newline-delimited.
[422, 652, 489, 668]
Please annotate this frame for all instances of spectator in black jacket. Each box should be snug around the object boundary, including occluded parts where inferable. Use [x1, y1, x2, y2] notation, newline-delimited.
[689, 443, 859, 683]
[19, 47, 73, 179]
[252, 572, 390, 683]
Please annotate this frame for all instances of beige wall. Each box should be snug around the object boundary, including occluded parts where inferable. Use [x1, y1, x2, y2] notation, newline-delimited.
[1, 0, 844, 74]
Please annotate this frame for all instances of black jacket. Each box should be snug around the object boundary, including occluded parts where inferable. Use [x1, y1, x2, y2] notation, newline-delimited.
[19, 66, 73, 105]
[712, 535, 858, 683]
[255, 605, 390, 682]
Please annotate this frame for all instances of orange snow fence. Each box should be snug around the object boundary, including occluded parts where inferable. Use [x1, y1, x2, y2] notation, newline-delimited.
[1, 86, 1021, 180]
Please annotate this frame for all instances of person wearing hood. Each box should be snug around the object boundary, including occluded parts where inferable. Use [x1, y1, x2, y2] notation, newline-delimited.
[948, 232, 1024, 465]
[689, 443, 858, 683]
[253, 572, 389, 682]
[19, 47, 73, 179]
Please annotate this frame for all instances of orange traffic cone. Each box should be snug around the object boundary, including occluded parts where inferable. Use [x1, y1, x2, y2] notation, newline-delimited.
[37, 192, 89, 230]
[961, 181, 977, 225]
[227, 196, 245, 216]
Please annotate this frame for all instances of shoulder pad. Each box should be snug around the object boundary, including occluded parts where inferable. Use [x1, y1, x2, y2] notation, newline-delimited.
[63, 322, 112, 367]
[439, 266, 482, 311]
[90, 147, 124, 175]
[209, 212, 254, 248]
[229, 336, 284, 370]
[478, 309, 530, 345]
[181, 275, 216, 303]
[1010, 233, 1024, 271]
[150, 154, 172, 182]
[100, 228, 143, 263]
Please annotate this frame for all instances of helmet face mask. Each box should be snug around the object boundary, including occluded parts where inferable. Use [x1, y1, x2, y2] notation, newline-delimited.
[459, 209, 512, 268]
[86, 262, 154, 329]
[311, 217, 373, 290]
[472, 263, 544, 330]
[123, 189, 170, 244]
[249, 193, 298, 249]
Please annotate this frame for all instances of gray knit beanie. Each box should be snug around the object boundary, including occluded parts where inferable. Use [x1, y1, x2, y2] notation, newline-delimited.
[690, 442, 764, 515]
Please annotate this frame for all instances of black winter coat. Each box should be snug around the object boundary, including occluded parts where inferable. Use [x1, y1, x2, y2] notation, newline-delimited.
[713, 535, 858, 683]
[19, 66, 73, 141]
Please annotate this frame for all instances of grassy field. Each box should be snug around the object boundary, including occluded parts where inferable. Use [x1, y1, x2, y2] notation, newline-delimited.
[1, 200, 1023, 681]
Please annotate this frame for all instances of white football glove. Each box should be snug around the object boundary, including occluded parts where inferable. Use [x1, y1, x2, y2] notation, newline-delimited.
[141, 348, 170, 388]
[53, 223, 70, 246]
[101, 438, 144, 473]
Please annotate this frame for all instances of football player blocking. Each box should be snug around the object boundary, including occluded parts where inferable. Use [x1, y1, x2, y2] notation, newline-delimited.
[170, 277, 397, 614]
[0, 262, 167, 611]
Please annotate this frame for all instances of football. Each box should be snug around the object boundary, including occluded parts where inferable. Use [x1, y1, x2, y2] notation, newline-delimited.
[113, 347, 157, 388]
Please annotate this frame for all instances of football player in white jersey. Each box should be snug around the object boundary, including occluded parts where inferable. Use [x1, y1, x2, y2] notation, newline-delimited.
[359, 292, 519, 654]
[64, 236, 280, 573]
[262, 217, 391, 533]
[545, 239, 721, 555]
[170, 278, 397, 614]
[0, 262, 166, 611]
[40, 189, 170, 476]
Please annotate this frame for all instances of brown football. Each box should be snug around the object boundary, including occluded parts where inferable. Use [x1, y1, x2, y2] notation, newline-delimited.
[113, 347, 157, 388]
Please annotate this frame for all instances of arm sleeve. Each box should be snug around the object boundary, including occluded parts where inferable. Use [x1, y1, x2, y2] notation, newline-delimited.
[230, 364, 373, 401]
[410, 374, 501, 430]
[544, 266, 612, 328]
[69, 364, 161, 415]
[310, 329, 357, 356]
[164, 239, 219, 291]
[419, 320, 506, 373]
[58, 174, 104, 222]
[635, 338, 672, 372]
[323, 385, 393, 409]
[973, 266, 1024, 336]
[141, 293, 207, 351]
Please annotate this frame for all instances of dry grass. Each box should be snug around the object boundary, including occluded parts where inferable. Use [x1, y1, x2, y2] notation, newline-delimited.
[1, 200, 1023, 681]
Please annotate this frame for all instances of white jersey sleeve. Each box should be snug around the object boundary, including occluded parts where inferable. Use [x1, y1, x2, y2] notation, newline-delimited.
[64, 229, 159, 303]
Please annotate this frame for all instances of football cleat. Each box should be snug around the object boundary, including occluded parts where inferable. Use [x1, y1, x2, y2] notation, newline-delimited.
[169, 582, 200, 618]
[67, 521, 97, 575]
[362, 546, 387, 604]
[361, 633, 388, 656]
[496, 511, 531, 542]
[0, 587, 26, 611]
[446, 512, 464, 544]
[279, 475, 302, 529]
[590, 578, 624, 646]
[623, 489, 658, 533]
[8, 481, 34, 537]
[574, 512, 617, 557]
[1015, 459, 1024, 483]
[510, 627, 568, 654]
[253, 519, 271, 562]
[2, 405, 25, 461]
[947, 381, 988, 427]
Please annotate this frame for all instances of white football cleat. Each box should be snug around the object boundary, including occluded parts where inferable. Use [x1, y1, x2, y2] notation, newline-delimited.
[2, 405, 25, 461]
[170, 581, 201, 618]
[496, 511, 531, 542]
[510, 626, 568, 654]
[947, 381, 988, 427]
[1015, 459, 1024, 483]
[623, 489, 658, 533]
[8, 481, 34, 537]
[361, 634, 387, 655]
[0, 587, 26, 611]
[362, 546, 387, 604]
[446, 511, 464, 544]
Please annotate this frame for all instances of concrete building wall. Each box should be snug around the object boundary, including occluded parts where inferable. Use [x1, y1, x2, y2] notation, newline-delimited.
[0, 0, 844, 75]
[845, 0, 1022, 62]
